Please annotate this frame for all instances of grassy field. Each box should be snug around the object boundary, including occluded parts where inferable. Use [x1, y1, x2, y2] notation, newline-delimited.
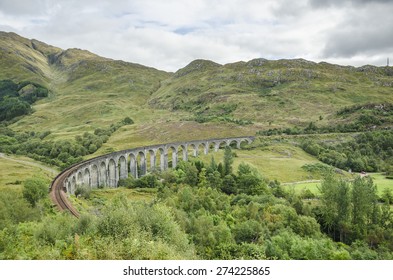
[0, 154, 57, 191]
[197, 143, 327, 183]
[283, 173, 393, 196]
[90, 187, 156, 202]
[370, 173, 393, 195]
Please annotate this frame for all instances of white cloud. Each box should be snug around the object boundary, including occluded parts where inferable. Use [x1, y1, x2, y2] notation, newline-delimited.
[0, 0, 392, 71]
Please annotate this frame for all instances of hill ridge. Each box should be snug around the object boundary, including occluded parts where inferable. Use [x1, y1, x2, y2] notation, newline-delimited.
[1, 31, 393, 147]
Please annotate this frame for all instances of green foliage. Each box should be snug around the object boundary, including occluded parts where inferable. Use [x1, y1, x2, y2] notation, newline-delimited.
[0, 119, 130, 168]
[0, 80, 48, 122]
[0, 198, 195, 260]
[122, 116, 134, 125]
[0, 190, 41, 230]
[351, 177, 378, 239]
[258, 103, 393, 137]
[223, 146, 233, 176]
[300, 130, 393, 172]
[22, 177, 49, 207]
[75, 186, 91, 199]
[381, 188, 393, 204]
[119, 174, 160, 189]
[302, 163, 333, 174]
[316, 174, 392, 249]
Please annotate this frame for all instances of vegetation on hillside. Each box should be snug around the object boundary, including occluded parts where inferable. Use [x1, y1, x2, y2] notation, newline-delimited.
[150, 59, 393, 128]
[1, 147, 392, 260]
[1, 31, 393, 260]
[0, 117, 133, 169]
[300, 130, 393, 173]
[0, 79, 48, 121]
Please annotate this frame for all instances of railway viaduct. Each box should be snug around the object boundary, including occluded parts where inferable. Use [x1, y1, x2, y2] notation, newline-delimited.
[62, 136, 254, 194]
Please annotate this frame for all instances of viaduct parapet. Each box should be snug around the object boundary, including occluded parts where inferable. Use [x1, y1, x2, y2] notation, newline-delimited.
[62, 136, 255, 194]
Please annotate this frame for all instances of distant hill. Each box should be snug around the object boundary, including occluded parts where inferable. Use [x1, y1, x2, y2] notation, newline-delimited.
[1, 31, 393, 149]
[150, 58, 393, 128]
[0, 31, 171, 141]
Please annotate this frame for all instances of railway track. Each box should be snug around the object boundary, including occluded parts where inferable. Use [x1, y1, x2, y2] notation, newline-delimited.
[50, 164, 80, 218]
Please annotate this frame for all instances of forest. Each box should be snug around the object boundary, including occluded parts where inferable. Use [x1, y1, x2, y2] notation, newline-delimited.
[1, 146, 392, 260]
[0, 80, 48, 122]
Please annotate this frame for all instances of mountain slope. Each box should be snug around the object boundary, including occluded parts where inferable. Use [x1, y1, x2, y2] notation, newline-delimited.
[0, 32, 171, 139]
[1, 31, 393, 149]
[150, 58, 393, 127]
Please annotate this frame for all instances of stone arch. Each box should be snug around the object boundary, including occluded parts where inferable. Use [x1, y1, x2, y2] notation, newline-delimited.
[108, 158, 117, 187]
[226, 139, 238, 149]
[66, 180, 71, 193]
[148, 149, 156, 172]
[157, 147, 166, 171]
[99, 161, 107, 187]
[168, 145, 178, 168]
[179, 144, 187, 162]
[71, 176, 76, 194]
[188, 143, 198, 157]
[77, 171, 83, 187]
[137, 151, 146, 177]
[238, 138, 252, 149]
[119, 155, 127, 180]
[129, 153, 137, 178]
[198, 142, 208, 155]
[217, 140, 227, 150]
[91, 164, 99, 188]
[83, 168, 90, 187]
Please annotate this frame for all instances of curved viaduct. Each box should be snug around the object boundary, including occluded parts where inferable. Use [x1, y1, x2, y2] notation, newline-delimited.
[50, 136, 254, 216]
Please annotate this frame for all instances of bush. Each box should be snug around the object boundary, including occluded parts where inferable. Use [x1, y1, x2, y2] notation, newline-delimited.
[122, 117, 134, 125]
[75, 186, 91, 199]
[22, 177, 49, 207]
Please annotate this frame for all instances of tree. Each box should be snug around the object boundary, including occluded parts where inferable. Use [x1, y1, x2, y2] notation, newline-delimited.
[223, 146, 233, 176]
[22, 177, 48, 207]
[319, 173, 351, 242]
[221, 174, 237, 195]
[336, 179, 351, 243]
[352, 176, 378, 239]
[198, 168, 208, 188]
[207, 171, 222, 189]
[207, 156, 218, 174]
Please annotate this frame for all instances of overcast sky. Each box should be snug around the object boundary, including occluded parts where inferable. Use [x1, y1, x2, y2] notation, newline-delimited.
[1, 0, 392, 71]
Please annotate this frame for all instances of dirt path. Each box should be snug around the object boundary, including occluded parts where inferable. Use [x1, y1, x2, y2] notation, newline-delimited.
[0, 153, 58, 176]
[282, 179, 321, 185]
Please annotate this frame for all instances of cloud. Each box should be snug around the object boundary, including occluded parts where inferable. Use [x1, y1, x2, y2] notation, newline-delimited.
[0, 0, 392, 70]
[321, 2, 393, 59]
[309, 0, 392, 8]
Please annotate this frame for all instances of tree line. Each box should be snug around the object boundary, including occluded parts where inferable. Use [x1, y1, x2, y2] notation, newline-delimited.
[0, 117, 134, 169]
[301, 130, 393, 173]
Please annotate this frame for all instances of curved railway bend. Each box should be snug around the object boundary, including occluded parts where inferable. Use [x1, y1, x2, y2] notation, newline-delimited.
[50, 136, 255, 218]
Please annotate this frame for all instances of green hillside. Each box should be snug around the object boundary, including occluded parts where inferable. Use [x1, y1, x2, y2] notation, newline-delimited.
[0, 32, 171, 141]
[2, 31, 393, 147]
[150, 58, 393, 128]
[1, 32, 393, 260]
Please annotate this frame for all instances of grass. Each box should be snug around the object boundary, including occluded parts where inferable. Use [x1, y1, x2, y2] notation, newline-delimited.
[284, 182, 321, 195]
[3, 32, 393, 148]
[282, 173, 393, 196]
[90, 187, 156, 203]
[0, 154, 56, 191]
[197, 143, 326, 182]
[369, 173, 393, 195]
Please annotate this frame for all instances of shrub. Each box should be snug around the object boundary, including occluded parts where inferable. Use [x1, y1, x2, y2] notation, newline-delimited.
[22, 177, 49, 207]
[75, 186, 91, 199]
